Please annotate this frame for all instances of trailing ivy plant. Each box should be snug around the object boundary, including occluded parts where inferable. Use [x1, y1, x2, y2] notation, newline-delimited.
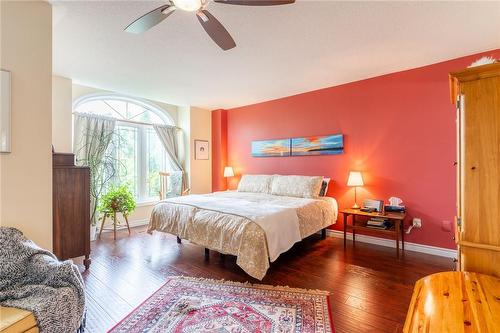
[98, 184, 136, 220]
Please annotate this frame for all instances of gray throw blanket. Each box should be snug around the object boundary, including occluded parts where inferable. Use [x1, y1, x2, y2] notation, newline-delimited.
[0, 227, 85, 333]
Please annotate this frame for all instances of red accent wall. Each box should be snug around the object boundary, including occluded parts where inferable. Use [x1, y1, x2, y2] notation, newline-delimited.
[212, 50, 500, 249]
[212, 109, 228, 192]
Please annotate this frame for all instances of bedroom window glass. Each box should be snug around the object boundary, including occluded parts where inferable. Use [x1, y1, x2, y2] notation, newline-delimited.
[74, 95, 174, 203]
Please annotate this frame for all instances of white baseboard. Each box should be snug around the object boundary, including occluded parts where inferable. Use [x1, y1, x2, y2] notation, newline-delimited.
[128, 218, 150, 228]
[99, 218, 149, 233]
[326, 229, 457, 258]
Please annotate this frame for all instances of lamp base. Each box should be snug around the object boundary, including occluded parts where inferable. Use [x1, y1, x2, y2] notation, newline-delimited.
[352, 203, 360, 209]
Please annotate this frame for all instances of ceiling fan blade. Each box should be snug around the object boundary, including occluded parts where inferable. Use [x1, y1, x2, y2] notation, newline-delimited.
[125, 4, 175, 34]
[196, 10, 236, 51]
[214, 0, 294, 6]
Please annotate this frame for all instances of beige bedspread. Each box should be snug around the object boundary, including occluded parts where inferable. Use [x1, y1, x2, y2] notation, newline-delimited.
[148, 191, 338, 280]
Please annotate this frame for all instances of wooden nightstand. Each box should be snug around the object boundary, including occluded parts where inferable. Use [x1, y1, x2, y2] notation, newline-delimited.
[341, 208, 406, 257]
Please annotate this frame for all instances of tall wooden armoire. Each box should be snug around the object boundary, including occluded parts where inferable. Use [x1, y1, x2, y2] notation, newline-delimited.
[450, 62, 500, 277]
[53, 152, 91, 269]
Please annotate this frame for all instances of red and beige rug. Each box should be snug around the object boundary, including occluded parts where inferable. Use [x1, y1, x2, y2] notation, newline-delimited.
[108, 276, 334, 333]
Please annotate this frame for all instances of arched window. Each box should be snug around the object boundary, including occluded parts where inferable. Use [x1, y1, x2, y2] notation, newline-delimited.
[73, 94, 174, 125]
[74, 94, 175, 203]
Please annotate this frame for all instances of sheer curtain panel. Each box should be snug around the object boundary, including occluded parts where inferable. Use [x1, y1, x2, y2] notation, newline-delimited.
[73, 113, 116, 224]
[153, 124, 186, 196]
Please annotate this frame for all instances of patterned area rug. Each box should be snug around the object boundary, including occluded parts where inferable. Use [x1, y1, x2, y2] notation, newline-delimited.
[108, 276, 334, 333]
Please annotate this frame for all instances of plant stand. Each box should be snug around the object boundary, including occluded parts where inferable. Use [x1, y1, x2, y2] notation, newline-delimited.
[98, 210, 131, 240]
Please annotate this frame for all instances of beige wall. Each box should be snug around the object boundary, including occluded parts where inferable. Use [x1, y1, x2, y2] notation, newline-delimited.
[52, 76, 72, 153]
[189, 107, 212, 194]
[0, 0, 53, 249]
[178, 106, 191, 187]
[179, 106, 212, 194]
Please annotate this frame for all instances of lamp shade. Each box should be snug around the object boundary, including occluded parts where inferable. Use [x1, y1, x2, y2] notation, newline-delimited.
[223, 166, 234, 178]
[347, 171, 364, 187]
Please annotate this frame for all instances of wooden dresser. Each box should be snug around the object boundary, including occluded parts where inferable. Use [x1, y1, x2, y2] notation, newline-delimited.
[52, 153, 91, 269]
[449, 63, 500, 277]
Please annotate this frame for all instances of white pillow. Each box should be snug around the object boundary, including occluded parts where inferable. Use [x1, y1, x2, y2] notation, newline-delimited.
[237, 174, 274, 193]
[270, 175, 324, 198]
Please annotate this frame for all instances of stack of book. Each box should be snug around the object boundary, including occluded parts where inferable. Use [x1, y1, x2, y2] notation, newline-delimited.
[384, 205, 406, 213]
[366, 217, 391, 230]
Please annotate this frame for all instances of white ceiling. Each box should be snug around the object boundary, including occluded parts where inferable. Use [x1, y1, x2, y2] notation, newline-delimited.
[53, 0, 500, 109]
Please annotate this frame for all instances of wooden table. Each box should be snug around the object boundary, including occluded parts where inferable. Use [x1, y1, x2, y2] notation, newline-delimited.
[404, 271, 500, 333]
[341, 208, 406, 257]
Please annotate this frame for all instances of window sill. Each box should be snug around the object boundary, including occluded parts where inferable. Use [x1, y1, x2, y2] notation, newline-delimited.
[136, 200, 159, 207]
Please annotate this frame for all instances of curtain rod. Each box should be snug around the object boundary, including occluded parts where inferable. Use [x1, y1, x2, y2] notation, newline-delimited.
[72, 112, 181, 130]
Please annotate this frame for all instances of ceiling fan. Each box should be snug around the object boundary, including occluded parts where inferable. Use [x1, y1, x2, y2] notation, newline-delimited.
[125, 0, 295, 51]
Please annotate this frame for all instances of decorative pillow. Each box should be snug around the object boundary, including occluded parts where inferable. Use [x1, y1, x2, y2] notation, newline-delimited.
[237, 174, 274, 193]
[319, 178, 331, 197]
[270, 175, 324, 198]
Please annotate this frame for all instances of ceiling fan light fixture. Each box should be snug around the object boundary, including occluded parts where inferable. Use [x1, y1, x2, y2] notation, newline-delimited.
[161, 6, 176, 14]
[172, 0, 202, 11]
[127, 0, 294, 50]
[197, 11, 209, 22]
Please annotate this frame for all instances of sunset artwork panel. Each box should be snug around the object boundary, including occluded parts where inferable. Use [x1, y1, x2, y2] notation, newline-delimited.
[251, 139, 291, 157]
[291, 134, 344, 156]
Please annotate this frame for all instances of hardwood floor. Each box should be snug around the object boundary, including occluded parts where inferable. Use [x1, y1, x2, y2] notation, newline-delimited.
[76, 226, 453, 333]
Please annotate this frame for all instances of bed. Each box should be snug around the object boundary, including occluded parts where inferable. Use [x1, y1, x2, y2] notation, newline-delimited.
[148, 175, 338, 279]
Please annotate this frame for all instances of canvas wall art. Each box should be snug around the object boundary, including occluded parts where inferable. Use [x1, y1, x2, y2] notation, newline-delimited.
[251, 139, 291, 157]
[291, 134, 343, 156]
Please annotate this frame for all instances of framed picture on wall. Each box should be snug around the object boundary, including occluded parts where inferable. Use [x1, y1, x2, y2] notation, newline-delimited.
[194, 140, 209, 160]
[1, 70, 11, 153]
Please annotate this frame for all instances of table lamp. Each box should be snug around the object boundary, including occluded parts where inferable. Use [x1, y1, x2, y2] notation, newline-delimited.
[347, 171, 364, 209]
[223, 166, 234, 178]
[224, 167, 234, 190]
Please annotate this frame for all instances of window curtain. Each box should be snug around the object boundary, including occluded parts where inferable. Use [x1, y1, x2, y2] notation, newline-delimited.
[73, 113, 116, 225]
[153, 124, 187, 196]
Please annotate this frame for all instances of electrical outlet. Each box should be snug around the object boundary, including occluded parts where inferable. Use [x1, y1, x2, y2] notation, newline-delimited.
[413, 218, 422, 228]
[442, 220, 452, 232]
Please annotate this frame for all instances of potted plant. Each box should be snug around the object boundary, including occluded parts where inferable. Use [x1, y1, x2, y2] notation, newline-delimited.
[98, 184, 136, 229]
